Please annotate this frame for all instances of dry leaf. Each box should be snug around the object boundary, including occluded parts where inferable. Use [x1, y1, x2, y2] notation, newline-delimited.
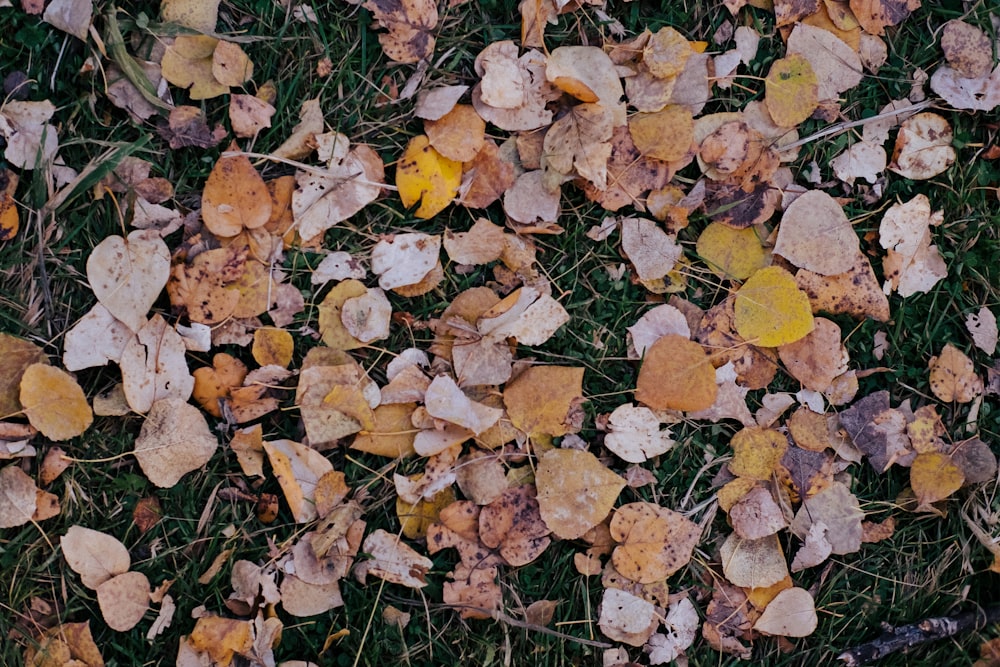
[789, 481, 863, 554]
[19, 364, 92, 441]
[635, 334, 717, 412]
[610, 502, 700, 583]
[830, 141, 887, 186]
[545, 45, 626, 126]
[361, 528, 433, 588]
[764, 55, 818, 128]
[752, 587, 817, 637]
[928, 343, 983, 403]
[63, 304, 134, 371]
[535, 448, 626, 539]
[425, 375, 503, 436]
[879, 194, 947, 297]
[795, 251, 890, 322]
[719, 532, 788, 589]
[0, 100, 59, 169]
[542, 103, 614, 189]
[910, 451, 964, 510]
[849, 0, 920, 36]
[263, 439, 334, 523]
[363, 0, 437, 64]
[292, 144, 384, 243]
[161, 0, 220, 31]
[396, 135, 461, 218]
[0, 465, 38, 529]
[425, 104, 485, 162]
[696, 223, 767, 281]
[889, 112, 955, 180]
[604, 404, 675, 463]
[341, 287, 392, 343]
[98, 571, 150, 632]
[774, 190, 858, 276]
[778, 317, 850, 392]
[478, 485, 551, 566]
[86, 229, 170, 333]
[202, 146, 272, 237]
[161, 35, 228, 99]
[503, 365, 584, 437]
[786, 23, 863, 101]
[120, 315, 195, 413]
[620, 217, 682, 282]
[598, 588, 659, 647]
[61, 525, 130, 590]
[371, 232, 442, 291]
[729, 426, 788, 481]
[966, 307, 998, 355]
[134, 398, 218, 488]
[212, 41, 254, 87]
[929, 64, 1000, 112]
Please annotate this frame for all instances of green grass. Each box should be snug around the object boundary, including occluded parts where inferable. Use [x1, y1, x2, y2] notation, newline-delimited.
[2, 0, 1000, 665]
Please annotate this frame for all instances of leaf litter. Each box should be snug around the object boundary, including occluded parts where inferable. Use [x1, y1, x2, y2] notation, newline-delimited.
[1, 0, 998, 664]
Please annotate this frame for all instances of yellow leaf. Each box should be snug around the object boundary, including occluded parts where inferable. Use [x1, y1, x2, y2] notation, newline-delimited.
[19, 364, 92, 441]
[161, 35, 228, 100]
[188, 616, 254, 666]
[536, 448, 626, 539]
[911, 452, 964, 509]
[396, 134, 462, 219]
[317, 279, 368, 350]
[0, 169, 18, 242]
[193, 352, 247, 418]
[635, 335, 717, 412]
[397, 483, 455, 539]
[643, 26, 693, 79]
[696, 222, 767, 280]
[503, 366, 584, 437]
[734, 266, 815, 347]
[202, 144, 272, 237]
[765, 54, 818, 128]
[252, 327, 294, 368]
[263, 438, 334, 523]
[728, 426, 788, 481]
[161, 0, 221, 32]
[352, 403, 418, 458]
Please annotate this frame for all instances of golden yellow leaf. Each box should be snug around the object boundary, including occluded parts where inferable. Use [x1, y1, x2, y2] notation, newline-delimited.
[911, 452, 964, 509]
[734, 266, 815, 347]
[317, 279, 368, 350]
[535, 448, 626, 539]
[19, 364, 92, 441]
[396, 134, 462, 219]
[635, 335, 717, 412]
[928, 343, 983, 403]
[643, 26, 693, 79]
[193, 353, 248, 418]
[202, 145, 272, 237]
[0, 169, 19, 242]
[252, 327, 294, 368]
[765, 55, 818, 128]
[696, 222, 767, 281]
[397, 483, 455, 539]
[352, 403, 417, 458]
[161, 0, 220, 32]
[188, 616, 254, 666]
[263, 438, 334, 523]
[161, 35, 228, 100]
[728, 426, 788, 481]
[503, 366, 584, 437]
[628, 106, 694, 163]
[610, 502, 700, 584]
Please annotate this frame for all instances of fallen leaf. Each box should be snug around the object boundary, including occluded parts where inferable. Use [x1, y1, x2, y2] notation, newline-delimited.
[97, 571, 150, 632]
[202, 146, 272, 238]
[928, 343, 983, 403]
[830, 140, 887, 186]
[425, 375, 503, 436]
[849, 0, 920, 36]
[161, 0, 220, 32]
[752, 587, 817, 637]
[610, 502, 700, 583]
[778, 317, 850, 391]
[734, 266, 815, 347]
[879, 194, 948, 297]
[598, 588, 659, 647]
[635, 335, 717, 412]
[503, 365, 584, 437]
[396, 135, 461, 218]
[42, 0, 94, 40]
[889, 112, 955, 180]
[478, 485, 551, 566]
[966, 307, 998, 355]
[0, 465, 38, 529]
[187, 616, 254, 665]
[503, 170, 561, 224]
[719, 532, 788, 589]
[789, 481, 864, 554]
[161, 35, 228, 99]
[212, 41, 254, 87]
[774, 190, 859, 276]
[645, 597, 699, 664]
[425, 104, 485, 162]
[535, 448, 626, 539]
[628, 105, 694, 162]
[791, 521, 833, 571]
[252, 328, 294, 368]
[263, 439, 334, 523]
[0, 100, 59, 169]
[729, 485, 788, 540]
[120, 315, 195, 413]
[929, 64, 1000, 112]
[280, 574, 344, 617]
[86, 229, 170, 333]
[134, 398, 218, 488]
[545, 45, 626, 127]
[910, 451, 964, 509]
[19, 364, 92, 441]
[795, 251, 890, 321]
[786, 23, 863, 101]
[542, 103, 614, 189]
[341, 287, 392, 343]
[620, 217, 682, 282]
[764, 55, 818, 128]
[63, 304, 134, 371]
[696, 222, 767, 281]
[604, 404, 675, 463]
[361, 528, 433, 588]
[317, 279, 368, 350]
[292, 143, 384, 243]
[363, 0, 437, 64]
[61, 525, 130, 590]
[371, 232, 442, 291]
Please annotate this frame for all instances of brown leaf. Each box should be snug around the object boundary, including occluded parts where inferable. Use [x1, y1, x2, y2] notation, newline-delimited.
[849, 0, 921, 36]
[478, 485, 551, 566]
[0, 465, 38, 529]
[0, 333, 47, 417]
[134, 398, 218, 488]
[363, 0, 437, 64]
[610, 502, 700, 583]
[202, 145, 272, 238]
[928, 343, 983, 403]
[503, 366, 584, 437]
[158, 105, 227, 149]
[635, 335, 717, 412]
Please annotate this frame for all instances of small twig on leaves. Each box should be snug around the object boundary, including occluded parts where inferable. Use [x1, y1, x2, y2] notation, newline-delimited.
[780, 99, 935, 151]
[837, 605, 1000, 665]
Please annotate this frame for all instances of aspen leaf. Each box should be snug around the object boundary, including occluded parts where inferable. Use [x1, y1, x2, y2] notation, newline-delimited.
[719, 532, 788, 589]
[161, 35, 228, 99]
[263, 439, 334, 523]
[928, 343, 983, 403]
[396, 135, 461, 219]
[202, 146, 272, 238]
[503, 366, 584, 437]
[764, 55, 818, 128]
[187, 616, 254, 665]
[0, 465, 38, 529]
[598, 588, 659, 647]
[778, 317, 850, 392]
[478, 485, 551, 566]
[63, 304, 134, 371]
[620, 217, 682, 282]
[849, 0, 921, 36]
[192, 352, 247, 418]
[363, 0, 437, 64]
[728, 426, 788, 481]
[774, 190, 858, 276]
[795, 251, 890, 322]
[940, 20, 993, 79]
[425, 104, 485, 163]
[545, 46, 626, 127]
[830, 141, 887, 186]
[371, 232, 442, 291]
[753, 587, 818, 637]
[97, 571, 150, 632]
[27, 622, 104, 667]
[252, 328, 294, 368]
[87, 229, 170, 333]
[604, 404, 675, 463]
[397, 484, 455, 539]
[120, 315, 195, 414]
[610, 502, 699, 584]
[292, 145, 385, 243]
[879, 194, 947, 297]
[790, 481, 864, 554]
[134, 398, 218, 488]
[19, 364, 92, 441]
[889, 113, 955, 180]
[911, 451, 964, 509]
[966, 307, 998, 355]
[734, 266, 814, 347]
[628, 105, 694, 162]
[786, 23, 863, 101]
[644, 26, 693, 79]
[0, 169, 18, 242]
[730, 485, 788, 540]
[161, 0, 220, 32]
[211, 41, 254, 87]
[542, 103, 614, 189]
[696, 222, 767, 281]
[535, 448, 625, 539]
[341, 287, 392, 343]
[361, 528, 433, 588]
[635, 335, 717, 412]
[317, 279, 368, 350]
[280, 574, 344, 617]
[0, 334, 47, 417]
[425, 375, 503, 435]
[61, 525, 130, 590]
[352, 403, 417, 457]
[929, 64, 1000, 112]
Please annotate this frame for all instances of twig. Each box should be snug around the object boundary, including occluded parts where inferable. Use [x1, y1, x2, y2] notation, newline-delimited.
[837, 605, 1000, 665]
[780, 99, 935, 151]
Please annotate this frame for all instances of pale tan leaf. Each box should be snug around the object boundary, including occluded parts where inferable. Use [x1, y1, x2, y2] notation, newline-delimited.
[97, 571, 150, 632]
[61, 525, 130, 590]
[134, 398, 218, 488]
[86, 230, 170, 333]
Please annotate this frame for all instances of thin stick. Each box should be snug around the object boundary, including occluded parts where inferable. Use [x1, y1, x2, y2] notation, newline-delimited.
[781, 99, 935, 151]
[837, 605, 1000, 665]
